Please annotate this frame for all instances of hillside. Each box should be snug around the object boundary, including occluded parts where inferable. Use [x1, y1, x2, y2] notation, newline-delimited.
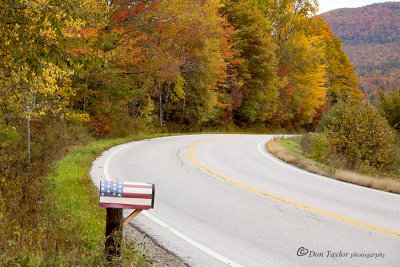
[322, 2, 400, 97]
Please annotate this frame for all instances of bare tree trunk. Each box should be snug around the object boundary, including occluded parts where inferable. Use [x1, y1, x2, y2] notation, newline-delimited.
[134, 85, 156, 123]
[162, 81, 171, 119]
[180, 89, 186, 125]
[132, 81, 142, 119]
[27, 115, 30, 167]
[159, 81, 163, 128]
[134, 99, 143, 119]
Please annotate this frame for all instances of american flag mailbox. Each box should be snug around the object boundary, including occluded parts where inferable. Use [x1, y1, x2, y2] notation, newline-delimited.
[99, 180, 155, 210]
[100, 180, 155, 261]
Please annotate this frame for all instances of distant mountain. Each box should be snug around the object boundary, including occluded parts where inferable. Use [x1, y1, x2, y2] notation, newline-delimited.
[321, 2, 400, 98]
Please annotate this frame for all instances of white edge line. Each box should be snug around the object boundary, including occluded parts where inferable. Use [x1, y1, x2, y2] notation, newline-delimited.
[104, 143, 135, 180]
[142, 211, 243, 267]
[258, 138, 399, 197]
[257, 138, 326, 179]
[103, 138, 243, 267]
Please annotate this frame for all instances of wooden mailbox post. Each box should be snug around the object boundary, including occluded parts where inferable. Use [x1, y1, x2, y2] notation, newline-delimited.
[99, 180, 155, 262]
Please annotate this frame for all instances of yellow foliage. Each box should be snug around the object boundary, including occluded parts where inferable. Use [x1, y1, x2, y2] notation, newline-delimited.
[171, 75, 186, 102]
[290, 33, 327, 120]
[31, 63, 73, 95]
[66, 112, 91, 122]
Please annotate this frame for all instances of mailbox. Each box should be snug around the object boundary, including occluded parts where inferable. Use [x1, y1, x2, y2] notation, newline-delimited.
[99, 180, 155, 210]
[100, 180, 156, 262]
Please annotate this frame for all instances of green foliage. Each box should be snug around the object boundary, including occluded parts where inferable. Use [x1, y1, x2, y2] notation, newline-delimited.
[281, 136, 303, 156]
[0, 121, 170, 265]
[0, 125, 19, 147]
[0, 0, 108, 119]
[317, 102, 397, 172]
[304, 132, 329, 162]
[221, 0, 279, 124]
[0, 116, 93, 264]
[378, 88, 400, 130]
[281, 136, 334, 173]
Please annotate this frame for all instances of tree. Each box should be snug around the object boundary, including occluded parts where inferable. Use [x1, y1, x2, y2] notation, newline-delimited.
[317, 102, 397, 172]
[221, 0, 279, 124]
[0, 0, 108, 121]
[249, 0, 363, 127]
[378, 88, 400, 130]
[312, 16, 363, 107]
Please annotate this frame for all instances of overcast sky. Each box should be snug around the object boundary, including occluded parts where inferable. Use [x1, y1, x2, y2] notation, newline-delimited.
[318, 0, 400, 13]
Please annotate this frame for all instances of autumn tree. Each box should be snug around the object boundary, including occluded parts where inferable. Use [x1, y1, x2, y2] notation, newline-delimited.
[0, 0, 109, 124]
[248, 0, 363, 127]
[271, 1, 328, 125]
[312, 16, 363, 107]
[66, 0, 173, 134]
[316, 102, 397, 172]
[149, 0, 230, 127]
[96, 0, 234, 130]
[378, 88, 400, 131]
[221, 0, 279, 125]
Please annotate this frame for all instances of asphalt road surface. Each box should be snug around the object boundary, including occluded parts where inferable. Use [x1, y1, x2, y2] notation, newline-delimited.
[91, 134, 400, 266]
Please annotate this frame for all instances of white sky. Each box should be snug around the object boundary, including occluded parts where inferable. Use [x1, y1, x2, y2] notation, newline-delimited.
[318, 0, 400, 13]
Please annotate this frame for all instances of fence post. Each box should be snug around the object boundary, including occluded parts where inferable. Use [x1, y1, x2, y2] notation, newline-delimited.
[105, 208, 123, 263]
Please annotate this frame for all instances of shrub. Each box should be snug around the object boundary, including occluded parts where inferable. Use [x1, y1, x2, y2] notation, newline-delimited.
[300, 133, 312, 156]
[301, 133, 330, 163]
[317, 102, 397, 172]
[310, 132, 330, 162]
[378, 88, 400, 130]
[0, 115, 93, 263]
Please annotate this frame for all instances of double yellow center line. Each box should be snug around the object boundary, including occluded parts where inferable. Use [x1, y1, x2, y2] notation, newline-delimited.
[185, 136, 400, 239]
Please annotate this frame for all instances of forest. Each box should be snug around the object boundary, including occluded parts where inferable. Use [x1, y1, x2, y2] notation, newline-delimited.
[0, 0, 363, 135]
[322, 2, 400, 97]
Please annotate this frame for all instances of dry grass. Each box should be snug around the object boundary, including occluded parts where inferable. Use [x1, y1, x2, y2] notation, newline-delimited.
[267, 139, 400, 194]
[335, 170, 400, 194]
[267, 139, 329, 177]
[267, 139, 297, 163]
[305, 164, 329, 177]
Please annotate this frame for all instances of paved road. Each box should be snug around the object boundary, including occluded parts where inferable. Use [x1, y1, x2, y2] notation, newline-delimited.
[91, 134, 400, 266]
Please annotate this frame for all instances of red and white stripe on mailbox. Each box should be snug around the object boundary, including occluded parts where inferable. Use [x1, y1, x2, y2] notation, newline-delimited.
[99, 180, 155, 210]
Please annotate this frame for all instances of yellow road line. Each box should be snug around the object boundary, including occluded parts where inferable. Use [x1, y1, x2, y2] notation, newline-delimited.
[185, 136, 400, 239]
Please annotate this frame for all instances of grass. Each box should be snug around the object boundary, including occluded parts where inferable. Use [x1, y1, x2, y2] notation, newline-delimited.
[3, 134, 176, 266]
[267, 136, 333, 176]
[267, 137, 400, 194]
[280, 137, 336, 174]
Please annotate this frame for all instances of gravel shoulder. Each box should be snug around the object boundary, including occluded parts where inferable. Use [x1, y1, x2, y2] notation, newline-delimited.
[124, 224, 186, 266]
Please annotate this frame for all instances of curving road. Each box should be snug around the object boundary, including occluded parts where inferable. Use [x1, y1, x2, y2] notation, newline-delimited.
[91, 134, 400, 266]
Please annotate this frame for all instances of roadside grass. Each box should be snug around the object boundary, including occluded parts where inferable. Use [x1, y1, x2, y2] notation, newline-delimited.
[268, 136, 333, 176]
[267, 137, 400, 194]
[14, 134, 174, 266]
